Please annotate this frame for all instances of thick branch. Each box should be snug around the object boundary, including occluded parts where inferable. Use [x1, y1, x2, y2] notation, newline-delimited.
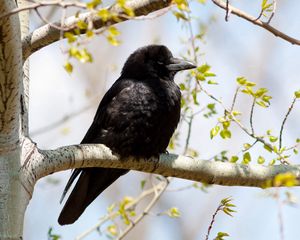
[22, 0, 172, 60]
[25, 143, 300, 188]
[212, 0, 300, 46]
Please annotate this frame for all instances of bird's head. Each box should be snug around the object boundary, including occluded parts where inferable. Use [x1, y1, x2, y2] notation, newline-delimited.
[121, 45, 196, 80]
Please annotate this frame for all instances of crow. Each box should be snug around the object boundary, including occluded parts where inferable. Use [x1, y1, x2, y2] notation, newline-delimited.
[58, 45, 196, 225]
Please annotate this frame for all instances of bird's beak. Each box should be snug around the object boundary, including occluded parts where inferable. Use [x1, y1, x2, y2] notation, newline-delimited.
[166, 58, 196, 71]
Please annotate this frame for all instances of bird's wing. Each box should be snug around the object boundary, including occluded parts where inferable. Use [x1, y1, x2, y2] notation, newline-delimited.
[81, 78, 134, 144]
[59, 78, 134, 203]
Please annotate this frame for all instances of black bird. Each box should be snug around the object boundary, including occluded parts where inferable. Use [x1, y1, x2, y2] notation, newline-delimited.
[58, 45, 196, 225]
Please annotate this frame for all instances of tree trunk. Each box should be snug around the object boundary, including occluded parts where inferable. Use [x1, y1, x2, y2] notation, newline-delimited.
[0, 0, 30, 239]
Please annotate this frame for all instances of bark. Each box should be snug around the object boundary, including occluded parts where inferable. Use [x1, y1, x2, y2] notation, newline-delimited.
[25, 143, 300, 188]
[0, 0, 30, 239]
[22, 0, 172, 60]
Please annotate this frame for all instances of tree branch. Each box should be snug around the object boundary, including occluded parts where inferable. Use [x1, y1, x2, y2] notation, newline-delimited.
[24, 140, 300, 188]
[22, 0, 172, 60]
[212, 0, 300, 46]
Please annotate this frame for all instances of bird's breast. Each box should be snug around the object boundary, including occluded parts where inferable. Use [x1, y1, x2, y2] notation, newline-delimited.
[102, 79, 181, 157]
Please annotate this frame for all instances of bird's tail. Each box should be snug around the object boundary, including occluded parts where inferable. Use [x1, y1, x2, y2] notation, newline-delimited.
[58, 168, 128, 225]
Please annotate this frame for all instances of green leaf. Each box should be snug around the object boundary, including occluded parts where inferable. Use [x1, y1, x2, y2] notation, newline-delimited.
[215, 232, 229, 240]
[97, 9, 110, 21]
[220, 129, 231, 139]
[174, 0, 189, 11]
[269, 159, 276, 165]
[107, 225, 118, 236]
[86, 0, 102, 9]
[222, 121, 230, 129]
[122, 5, 135, 17]
[269, 136, 278, 142]
[207, 80, 218, 84]
[261, 0, 268, 8]
[86, 30, 94, 38]
[210, 126, 220, 139]
[129, 210, 136, 216]
[232, 111, 241, 116]
[48, 227, 61, 240]
[294, 149, 298, 155]
[223, 207, 235, 217]
[107, 35, 121, 46]
[236, 76, 247, 85]
[217, 232, 229, 237]
[81, 49, 93, 63]
[197, 64, 210, 73]
[64, 32, 76, 43]
[205, 72, 216, 77]
[230, 155, 239, 163]
[242, 152, 251, 164]
[262, 95, 272, 103]
[107, 203, 116, 213]
[108, 26, 120, 36]
[243, 143, 251, 150]
[257, 156, 265, 164]
[241, 87, 254, 96]
[255, 88, 268, 98]
[172, 11, 188, 21]
[207, 103, 215, 110]
[274, 172, 299, 187]
[179, 83, 186, 90]
[77, 20, 88, 30]
[264, 144, 273, 152]
[168, 207, 181, 218]
[294, 90, 300, 98]
[140, 180, 146, 189]
[245, 81, 256, 87]
[192, 89, 199, 105]
[256, 100, 268, 108]
[221, 197, 232, 205]
[64, 62, 73, 74]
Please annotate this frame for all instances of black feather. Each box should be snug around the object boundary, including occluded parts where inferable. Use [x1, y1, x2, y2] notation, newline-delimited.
[58, 45, 196, 225]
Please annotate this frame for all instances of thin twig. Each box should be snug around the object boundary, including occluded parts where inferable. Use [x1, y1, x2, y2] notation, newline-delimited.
[118, 179, 169, 239]
[267, 0, 277, 24]
[250, 97, 256, 135]
[0, 0, 86, 19]
[35, 8, 71, 31]
[182, 11, 198, 156]
[275, 188, 285, 240]
[212, 0, 300, 45]
[230, 86, 240, 111]
[205, 204, 222, 240]
[198, 84, 289, 164]
[225, 0, 230, 21]
[22, 0, 173, 60]
[279, 97, 297, 149]
[255, 9, 264, 21]
[30, 98, 98, 137]
[187, 13, 197, 64]
[183, 115, 194, 155]
[75, 181, 167, 240]
[242, 140, 258, 152]
[60, 6, 67, 39]
[166, 183, 195, 192]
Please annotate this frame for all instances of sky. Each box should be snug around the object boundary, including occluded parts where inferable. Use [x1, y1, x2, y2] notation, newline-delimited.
[24, 1, 300, 239]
